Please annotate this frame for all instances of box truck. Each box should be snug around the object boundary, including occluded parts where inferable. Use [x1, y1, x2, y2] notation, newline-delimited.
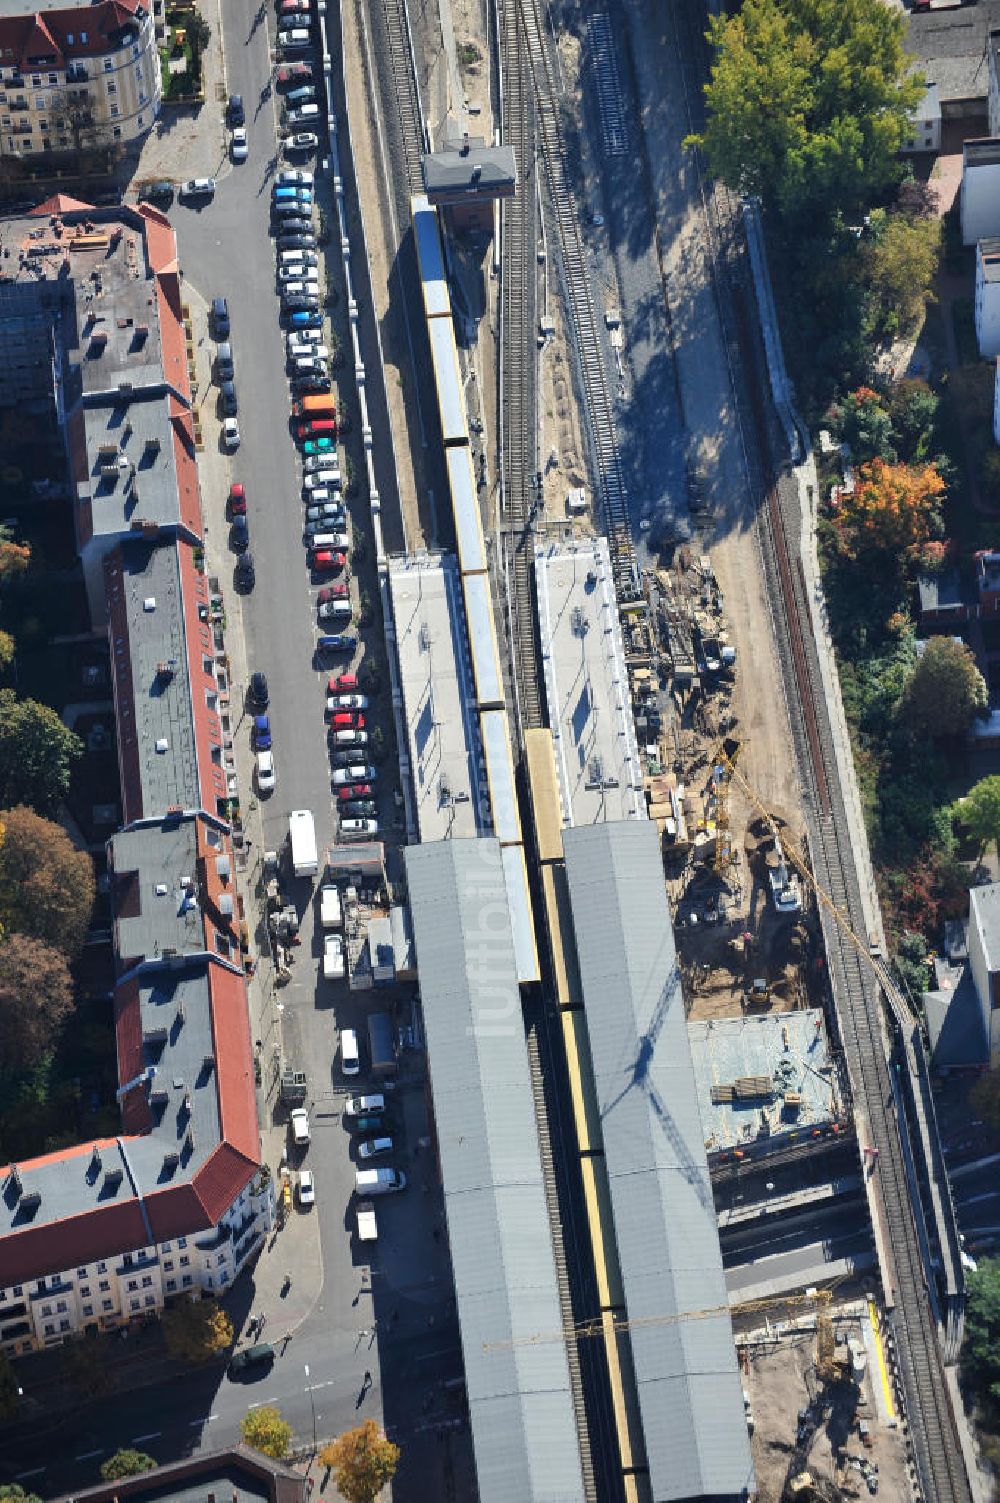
[289, 809, 318, 877]
[367, 1011, 397, 1078]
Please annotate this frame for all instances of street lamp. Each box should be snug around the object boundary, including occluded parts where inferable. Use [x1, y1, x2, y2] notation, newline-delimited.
[304, 1362, 317, 1454]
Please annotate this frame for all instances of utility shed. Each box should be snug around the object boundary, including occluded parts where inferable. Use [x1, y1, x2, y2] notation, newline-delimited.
[562, 820, 754, 1503]
[405, 838, 587, 1503]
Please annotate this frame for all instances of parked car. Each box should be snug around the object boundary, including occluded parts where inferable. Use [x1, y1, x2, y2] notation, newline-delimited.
[180, 177, 216, 198]
[303, 437, 336, 456]
[340, 1027, 361, 1076]
[231, 515, 249, 551]
[290, 1106, 310, 1144]
[304, 455, 341, 476]
[231, 126, 248, 162]
[318, 586, 350, 605]
[330, 728, 367, 748]
[287, 325, 323, 346]
[357, 1136, 393, 1159]
[333, 693, 368, 709]
[329, 711, 364, 729]
[305, 522, 348, 545]
[284, 295, 321, 315]
[332, 766, 375, 785]
[285, 84, 317, 107]
[253, 714, 272, 749]
[278, 265, 319, 286]
[343, 798, 377, 818]
[138, 179, 174, 205]
[341, 817, 378, 835]
[331, 747, 367, 767]
[278, 235, 318, 253]
[236, 551, 256, 589]
[279, 251, 319, 271]
[277, 27, 313, 49]
[273, 213, 313, 234]
[256, 749, 276, 793]
[350, 1114, 384, 1133]
[354, 1167, 406, 1195]
[287, 131, 319, 153]
[287, 105, 322, 126]
[307, 504, 346, 525]
[311, 549, 346, 572]
[230, 1342, 274, 1376]
[277, 169, 314, 188]
[291, 354, 325, 374]
[281, 0, 310, 13]
[317, 632, 357, 653]
[249, 671, 269, 708]
[277, 62, 314, 85]
[228, 481, 246, 515]
[291, 374, 329, 395]
[329, 673, 359, 693]
[214, 341, 234, 380]
[337, 784, 373, 801]
[228, 93, 245, 125]
[211, 296, 230, 338]
[273, 187, 313, 207]
[220, 379, 238, 415]
[297, 1168, 316, 1205]
[223, 417, 241, 451]
[344, 1094, 385, 1117]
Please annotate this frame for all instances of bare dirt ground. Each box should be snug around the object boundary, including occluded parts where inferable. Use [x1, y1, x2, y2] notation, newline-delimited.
[540, 305, 590, 524]
[344, 0, 429, 549]
[741, 1312, 909, 1503]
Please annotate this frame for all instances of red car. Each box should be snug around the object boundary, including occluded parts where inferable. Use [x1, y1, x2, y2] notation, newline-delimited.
[228, 483, 247, 516]
[295, 418, 336, 440]
[317, 584, 349, 603]
[330, 712, 366, 730]
[337, 784, 372, 801]
[329, 672, 359, 692]
[276, 63, 314, 85]
[280, 0, 310, 12]
[312, 550, 346, 572]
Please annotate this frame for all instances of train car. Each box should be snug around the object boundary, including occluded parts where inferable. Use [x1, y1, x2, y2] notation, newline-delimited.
[463, 571, 505, 710]
[480, 707, 521, 846]
[524, 727, 565, 862]
[410, 193, 451, 320]
[427, 316, 468, 448]
[446, 446, 487, 575]
[501, 841, 540, 984]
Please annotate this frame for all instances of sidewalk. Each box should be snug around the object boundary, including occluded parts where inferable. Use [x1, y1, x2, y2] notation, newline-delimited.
[125, 0, 229, 190]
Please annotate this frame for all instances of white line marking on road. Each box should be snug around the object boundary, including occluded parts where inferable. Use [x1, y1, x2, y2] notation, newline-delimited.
[16, 1468, 46, 1478]
[75, 1451, 102, 1462]
[132, 1432, 161, 1443]
[191, 1413, 218, 1425]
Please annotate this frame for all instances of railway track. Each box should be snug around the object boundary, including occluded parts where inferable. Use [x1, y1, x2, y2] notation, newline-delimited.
[498, 0, 543, 731]
[517, 0, 638, 602]
[371, 0, 426, 195]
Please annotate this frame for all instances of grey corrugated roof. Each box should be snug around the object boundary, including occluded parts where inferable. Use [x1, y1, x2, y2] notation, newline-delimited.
[562, 821, 754, 1503]
[923, 960, 987, 1069]
[422, 144, 516, 195]
[970, 881, 1000, 970]
[406, 838, 586, 1503]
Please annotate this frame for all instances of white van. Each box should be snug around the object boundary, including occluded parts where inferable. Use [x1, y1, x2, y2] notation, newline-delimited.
[355, 1167, 407, 1196]
[341, 1027, 361, 1076]
[288, 103, 321, 123]
[278, 26, 312, 47]
[333, 730, 370, 747]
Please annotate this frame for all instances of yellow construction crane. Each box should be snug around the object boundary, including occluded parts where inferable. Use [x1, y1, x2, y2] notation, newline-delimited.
[483, 1282, 844, 1352]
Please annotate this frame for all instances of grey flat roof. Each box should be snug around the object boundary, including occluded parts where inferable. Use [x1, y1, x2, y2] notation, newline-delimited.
[447, 446, 487, 574]
[405, 838, 586, 1503]
[82, 391, 182, 539]
[113, 539, 201, 816]
[388, 554, 483, 841]
[905, 2, 1000, 100]
[924, 958, 988, 1068]
[480, 708, 519, 844]
[688, 1010, 839, 1156]
[965, 135, 1000, 166]
[463, 571, 505, 707]
[535, 537, 646, 827]
[110, 818, 206, 962]
[422, 144, 517, 194]
[562, 821, 754, 1503]
[427, 316, 467, 445]
[971, 881, 1000, 970]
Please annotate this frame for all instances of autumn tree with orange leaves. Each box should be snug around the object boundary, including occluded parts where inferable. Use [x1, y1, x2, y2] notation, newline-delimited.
[835, 459, 945, 559]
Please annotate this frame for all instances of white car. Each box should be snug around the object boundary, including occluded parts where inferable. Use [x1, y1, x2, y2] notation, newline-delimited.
[344, 1093, 385, 1117]
[282, 281, 319, 301]
[304, 453, 341, 474]
[180, 176, 216, 198]
[287, 325, 323, 346]
[306, 503, 345, 524]
[303, 488, 338, 508]
[333, 693, 368, 709]
[231, 127, 248, 162]
[319, 601, 353, 622]
[297, 1168, 316, 1205]
[256, 748, 276, 792]
[290, 1107, 310, 1145]
[332, 765, 374, 785]
[341, 817, 378, 836]
[357, 1136, 393, 1159]
[278, 264, 319, 285]
[223, 418, 241, 451]
[304, 522, 348, 543]
[304, 471, 340, 492]
[277, 169, 314, 187]
[287, 132, 319, 152]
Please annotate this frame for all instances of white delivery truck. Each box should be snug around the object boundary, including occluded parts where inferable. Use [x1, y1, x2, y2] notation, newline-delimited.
[289, 809, 318, 878]
[319, 883, 342, 929]
[356, 1199, 377, 1241]
[323, 933, 345, 980]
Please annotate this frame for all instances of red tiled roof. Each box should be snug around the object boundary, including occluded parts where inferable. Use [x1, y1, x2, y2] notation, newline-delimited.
[0, 0, 143, 69]
[170, 404, 201, 539]
[207, 963, 258, 1168]
[0, 1193, 150, 1289]
[30, 192, 94, 217]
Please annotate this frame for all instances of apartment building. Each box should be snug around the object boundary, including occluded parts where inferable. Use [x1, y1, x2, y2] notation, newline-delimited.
[0, 197, 269, 1355]
[0, 0, 160, 161]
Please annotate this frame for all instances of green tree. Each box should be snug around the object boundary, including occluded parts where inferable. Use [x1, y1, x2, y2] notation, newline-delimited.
[99, 1449, 156, 1482]
[0, 1489, 42, 1503]
[61, 1329, 117, 1398]
[964, 1259, 1000, 1402]
[320, 1420, 400, 1503]
[954, 776, 1000, 861]
[899, 637, 987, 739]
[863, 210, 941, 337]
[0, 932, 74, 1073]
[0, 806, 95, 958]
[835, 459, 945, 559]
[0, 1353, 21, 1422]
[893, 929, 930, 1000]
[0, 691, 82, 816]
[241, 1405, 292, 1460]
[184, 11, 211, 71]
[887, 379, 939, 463]
[833, 386, 895, 463]
[691, 0, 924, 222]
[162, 1295, 233, 1364]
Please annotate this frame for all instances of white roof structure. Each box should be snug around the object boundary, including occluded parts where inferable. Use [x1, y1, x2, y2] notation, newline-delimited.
[562, 820, 754, 1503]
[388, 554, 484, 842]
[535, 537, 645, 827]
[405, 838, 586, 1503]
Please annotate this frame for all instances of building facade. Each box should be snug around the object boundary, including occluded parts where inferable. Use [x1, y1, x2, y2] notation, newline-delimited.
[968, 882, 1000, 1063]
[976, 237, 1000, 357]
[0, 0, 160, 162]
[902, 81, 941, 155]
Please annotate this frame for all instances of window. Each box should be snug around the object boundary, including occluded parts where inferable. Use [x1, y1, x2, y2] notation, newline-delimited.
[182, 1275, 192, 1288]
[98, 1280, 109, 1293]
[163, 1260, 174, 1273]
[13, 1286, 21, 1298]
[122, 1254, 133, 1269]
[41, 1305, 51, 1317]
[30, 74, 40, 85]
[80, 1286, 90, 1298]
[219, 1272, 229, 1286]
[47, 73, 56, 84]
[216, 1254, 226, 1266]
[102, 1299, 113, 1312]
[179, 1255, 189, 1267]
[130, 1299, 140, 1312]
[80, 30, 88, 42]
[103, 57, 112, 71]
[106, 81, 116, 94]
[114, 124, 122, 137]
[82, 1305, 93, 1317]
[97, 1262, 106, 1275]
[59, 1320, 70, 1332]
[56, 1301, 67, 1313]
[132, 43, 140, 58]
[33, 94, 45, 109]
[43, 1324, 54, 1336]
[110, 104, 119, 117]
[66, 32, 73, 43]
[177, 1237, 187, 1249]
[141, 1276, 152, 1288]
[162, 1243, 171, 1253]
[165, 1279, 176, 1293]
[126, 1280, 137, 1292]
[144, 1295, 155, 1307]
[76, 1268, 87, 1279]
